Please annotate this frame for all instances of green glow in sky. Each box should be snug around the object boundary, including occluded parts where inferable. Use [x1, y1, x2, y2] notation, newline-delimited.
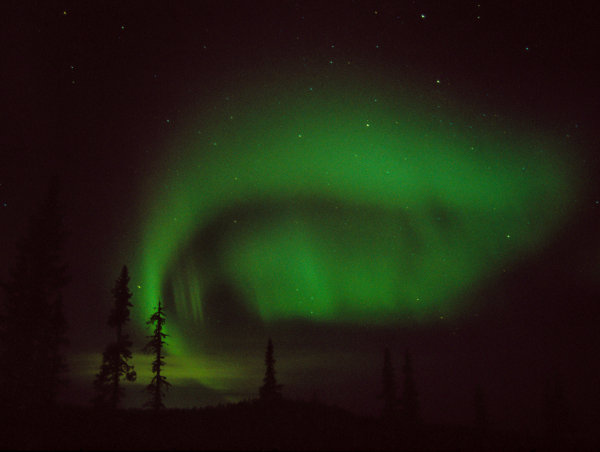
[132, 72, 577, 361]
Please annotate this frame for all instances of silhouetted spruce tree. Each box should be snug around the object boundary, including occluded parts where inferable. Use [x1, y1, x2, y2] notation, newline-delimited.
[400, 350, 419, 425]
[0, 182, 69, 410]
[259, 338, 282, 402]
[142, 299, 170, 410]
[378, 347, 398, 420]
[93, 266, 136, 409]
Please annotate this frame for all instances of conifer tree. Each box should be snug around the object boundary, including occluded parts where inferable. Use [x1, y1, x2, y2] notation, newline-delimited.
[379, 347, 398, 420]
[142, 299, 170, 410]
[0, 182, 69, 410]
[259, 338, 282, 402]
[93, 266, 136, 409]
[400, 350, 419, 425]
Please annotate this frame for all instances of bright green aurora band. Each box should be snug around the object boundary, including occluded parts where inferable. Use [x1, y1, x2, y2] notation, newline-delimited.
[132, 72, 577, 369]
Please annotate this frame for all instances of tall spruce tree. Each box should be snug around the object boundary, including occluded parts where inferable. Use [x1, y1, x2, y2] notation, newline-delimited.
[400, 350, 419, 425]
[0, 182, 69, 410]
[142, 299, 170, 410]
[379, 347, 398, 420]
[259, 338, 282, 402]
[93, 266, 136, 409]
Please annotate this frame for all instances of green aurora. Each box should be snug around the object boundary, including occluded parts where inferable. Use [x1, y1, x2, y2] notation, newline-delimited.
[131, 72, 578, 367]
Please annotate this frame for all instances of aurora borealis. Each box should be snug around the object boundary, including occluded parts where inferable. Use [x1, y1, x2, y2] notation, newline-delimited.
[135, 72, 577, 351]
[2, 0, 599, 438]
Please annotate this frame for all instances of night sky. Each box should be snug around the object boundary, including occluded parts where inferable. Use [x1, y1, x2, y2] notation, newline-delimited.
[2, 0, 599, 437]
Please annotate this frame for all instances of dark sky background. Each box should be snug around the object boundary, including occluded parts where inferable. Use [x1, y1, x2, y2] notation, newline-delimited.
[1, 0, 599, 437]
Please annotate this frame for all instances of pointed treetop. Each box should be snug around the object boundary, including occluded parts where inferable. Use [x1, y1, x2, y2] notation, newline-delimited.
[108, 265, 133, 328]
[260, 337, 282, 402]
[143, 299, 171, 410]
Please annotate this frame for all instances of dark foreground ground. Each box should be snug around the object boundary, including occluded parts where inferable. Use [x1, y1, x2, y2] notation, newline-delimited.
[0, 399, 595, 450]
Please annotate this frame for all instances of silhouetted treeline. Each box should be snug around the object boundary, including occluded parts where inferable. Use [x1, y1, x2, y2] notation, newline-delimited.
[0, 184, 174, 416]
[0, 185, 595, 450]
[0, 181, 69, 411]
[0, 399, 570, 451]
